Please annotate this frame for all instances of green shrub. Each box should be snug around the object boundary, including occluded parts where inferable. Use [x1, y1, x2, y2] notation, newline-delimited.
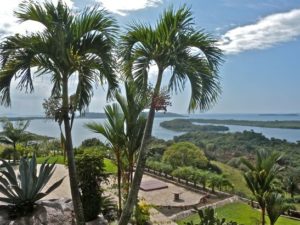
[135, 199, 151, 225]
[0, 147, 15, 161]
[100, 195, 118, 222]
[81, 138, 105, 147]
[163, 142, 208, 169]
[76, 149, 108, 222]
[0, 155, 64, 217]
[146, 160, 173, 174]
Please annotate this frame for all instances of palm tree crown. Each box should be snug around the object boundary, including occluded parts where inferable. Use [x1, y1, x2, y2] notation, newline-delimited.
[0, 1, 118, 224]
[0, 0, 118, 110]
[120, 6, 223, 112]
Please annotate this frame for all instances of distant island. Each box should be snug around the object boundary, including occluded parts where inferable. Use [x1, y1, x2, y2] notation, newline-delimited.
[258, 113, 299, 116]
[174, 118, 300, 130]
[160, 119, 229, 132]
[4, 112, 184, 121]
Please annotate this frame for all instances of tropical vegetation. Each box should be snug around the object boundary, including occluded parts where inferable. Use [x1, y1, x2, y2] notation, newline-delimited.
[118, 6, 223, 224]
[0, 1, 118, 224]
[0, 155, 64, 217]
[177, 202, 300, 225]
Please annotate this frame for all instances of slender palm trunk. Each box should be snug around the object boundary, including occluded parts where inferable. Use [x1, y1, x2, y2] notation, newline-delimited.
[117, 151, 122, 217]
[62, 77, 85, 225]
[261, 206, 266, 225]
[118, 68, 163, 225]
[13, 143, 16, 164]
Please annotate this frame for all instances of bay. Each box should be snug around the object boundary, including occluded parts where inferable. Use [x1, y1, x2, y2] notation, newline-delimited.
[3, 114, 300, 146]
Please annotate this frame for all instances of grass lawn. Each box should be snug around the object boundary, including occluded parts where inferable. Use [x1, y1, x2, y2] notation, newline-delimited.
[176, 202, 300, 225]
[104, 158, 117, 174]
[36, 156, 117, 174]
[212, 161, 252, 198]
[36, 155, 65, 164]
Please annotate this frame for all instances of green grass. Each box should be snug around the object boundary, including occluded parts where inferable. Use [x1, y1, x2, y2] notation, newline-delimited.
[104, 158, 117, 174]
[36, 156, 117, 174]
[36, 155, 65, 164]
[176, 202, 300, 225]
[212, 161, 252, 198]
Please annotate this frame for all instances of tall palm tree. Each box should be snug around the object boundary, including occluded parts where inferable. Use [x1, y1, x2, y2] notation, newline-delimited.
[118, 6, 223, 224]
[242, 150, 283, 225]
[0, 119, 30, 163]
[86, 104, 126, 217]
[0, 1, 118, 224]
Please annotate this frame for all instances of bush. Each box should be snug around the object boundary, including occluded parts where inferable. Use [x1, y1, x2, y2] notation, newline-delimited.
[163, 142, 208, 169]
[81, 138, 105, 147]
[76, 149, 108, 222]
[146, 160, 173, 174]
[100, 195, 118, 222]
[135, 199, 151, 225]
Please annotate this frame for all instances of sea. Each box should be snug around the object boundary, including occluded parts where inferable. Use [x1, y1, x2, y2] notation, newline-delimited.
[2, 113, 300, 146]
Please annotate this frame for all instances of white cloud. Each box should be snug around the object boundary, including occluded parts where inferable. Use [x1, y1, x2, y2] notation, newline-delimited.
[96, 0, 162, 16]
[218, 9, 300, 54]
[0, 0, 74, 37]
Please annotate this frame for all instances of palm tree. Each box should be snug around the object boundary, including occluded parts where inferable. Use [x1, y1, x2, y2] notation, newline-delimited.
[115, 81, 148, 185]
[118, 6, 223, 224]
[0, 119, 30, 163]
[266, 192, 295, 225]
[0, 1, 118, 224]
[242, 150, 283, 225]
[86, 104, 126, 217]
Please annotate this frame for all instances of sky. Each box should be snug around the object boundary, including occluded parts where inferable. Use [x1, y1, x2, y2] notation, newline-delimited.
[0, 0, 299, 116]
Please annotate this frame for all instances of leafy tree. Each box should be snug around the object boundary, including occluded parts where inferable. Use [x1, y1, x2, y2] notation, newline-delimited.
[118, 6, 223, 223]
[172, 166, 195, 180]
[81, 138, 105, 148]
[0, 119, 30, 163]
[86, 104, 126, 216]
[0, 1, 118, 224]
[196, 170, 211, 190]
[265, 192, 295, 225]
[284, 168, 300, 198]
[163, 142, 208, 169]
[242, 150, 283, 225]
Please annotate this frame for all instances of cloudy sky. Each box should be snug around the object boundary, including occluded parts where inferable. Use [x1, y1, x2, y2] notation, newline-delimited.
[0, 0, 300, 116]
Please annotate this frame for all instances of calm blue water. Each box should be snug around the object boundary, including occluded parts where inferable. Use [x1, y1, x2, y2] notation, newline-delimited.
[3, 114, 300, 146]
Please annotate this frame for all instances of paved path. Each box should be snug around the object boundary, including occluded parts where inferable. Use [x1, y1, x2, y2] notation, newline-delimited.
[139, 175, 204, 207]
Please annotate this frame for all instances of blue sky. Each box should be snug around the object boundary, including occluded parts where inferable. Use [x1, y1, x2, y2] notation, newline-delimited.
[0, 0, 300, 116]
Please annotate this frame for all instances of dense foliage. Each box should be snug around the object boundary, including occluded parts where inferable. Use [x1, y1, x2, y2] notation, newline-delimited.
[171, 118, 300, 129]
[160, 119, 229, 132]
[163, 142, 208, 169]
[76, 149, 108, 221]
[174, 130, 300, 169]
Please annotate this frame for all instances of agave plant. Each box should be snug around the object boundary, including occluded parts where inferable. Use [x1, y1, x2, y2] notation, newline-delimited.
[0, 155, 64, 215]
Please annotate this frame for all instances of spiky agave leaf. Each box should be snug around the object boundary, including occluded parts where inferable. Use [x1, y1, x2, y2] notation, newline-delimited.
[0, 155, 64, 208]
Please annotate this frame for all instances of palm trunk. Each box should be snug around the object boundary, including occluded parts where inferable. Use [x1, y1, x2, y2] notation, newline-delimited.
[117, 151, 122, 217]
[118, 68, 163, 225]
[62, 77, 85, 225]
[261, 206, 266, 225]
[13, 143, 16, 164]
